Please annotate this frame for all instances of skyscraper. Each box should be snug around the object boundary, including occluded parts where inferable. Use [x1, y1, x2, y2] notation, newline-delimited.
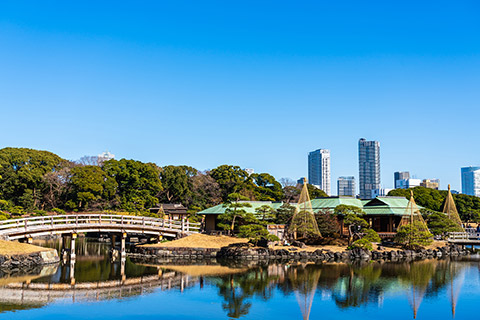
[337, 176, 355, 197]
[461, 166, 480, 196]
[394, 171, 410, 189]
[308, 149, 331, 195]
[358, 138, 380, 199]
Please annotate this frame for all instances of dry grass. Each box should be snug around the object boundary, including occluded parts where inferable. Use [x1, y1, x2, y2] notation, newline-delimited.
[143, 234, 248, 249]
[0, 240, 55, 255]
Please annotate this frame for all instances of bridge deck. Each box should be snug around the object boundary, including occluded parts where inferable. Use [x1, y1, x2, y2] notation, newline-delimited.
[0, 214, 201, 240]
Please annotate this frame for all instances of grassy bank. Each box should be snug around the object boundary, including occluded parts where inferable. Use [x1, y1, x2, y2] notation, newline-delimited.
[0, 240, 54, 255]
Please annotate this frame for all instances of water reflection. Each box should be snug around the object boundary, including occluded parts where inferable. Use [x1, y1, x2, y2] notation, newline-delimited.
[0, 239, 479, 320]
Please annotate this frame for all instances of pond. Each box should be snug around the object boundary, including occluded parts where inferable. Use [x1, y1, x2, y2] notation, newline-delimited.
[0, 239, 479, 320]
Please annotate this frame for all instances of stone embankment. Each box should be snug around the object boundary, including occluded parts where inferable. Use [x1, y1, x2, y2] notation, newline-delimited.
[0, 250, 59, 268]
[131, 242, 471, 262]
[131, 246, 220, 260]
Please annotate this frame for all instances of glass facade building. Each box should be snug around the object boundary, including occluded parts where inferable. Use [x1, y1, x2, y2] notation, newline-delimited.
[461, 166, 480, 197]
[394, 171, 410, 189]
[337, 176, 356, 197]
[308, 149, 331, 195]
[358, 138, 380, 199]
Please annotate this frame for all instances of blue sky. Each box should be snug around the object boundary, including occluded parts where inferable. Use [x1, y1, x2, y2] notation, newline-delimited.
[1, 1, 479, 193]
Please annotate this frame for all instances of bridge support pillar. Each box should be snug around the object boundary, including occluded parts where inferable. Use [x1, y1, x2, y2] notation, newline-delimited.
[70, 233, 77, 260]
[111, 234, 116, 249]
[121, 232, 127, 257]
[121, 256, 126, 283]
[70, 259, 76, 286]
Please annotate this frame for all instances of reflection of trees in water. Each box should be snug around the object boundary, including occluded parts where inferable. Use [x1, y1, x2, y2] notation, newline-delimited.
[287, 265, 322, 320]
[211, 267, 279, 319]
[331, 263, 383, 309]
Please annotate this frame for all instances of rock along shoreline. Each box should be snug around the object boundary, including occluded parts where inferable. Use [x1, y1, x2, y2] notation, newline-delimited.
[0, 250, 60, 268]
[130, 243, 472, 263]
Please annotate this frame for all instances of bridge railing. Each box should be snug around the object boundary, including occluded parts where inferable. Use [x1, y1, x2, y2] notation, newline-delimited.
[447, 232, 469, 241]
[465, 227, 480, 240]
[0, 214, 201, 237]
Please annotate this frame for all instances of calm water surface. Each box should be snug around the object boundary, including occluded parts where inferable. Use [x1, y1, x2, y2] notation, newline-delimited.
[0, 239, 479, 320]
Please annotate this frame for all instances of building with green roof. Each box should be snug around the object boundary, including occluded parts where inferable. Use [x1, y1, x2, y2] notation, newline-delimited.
[199, 196, 412, 235]
[199, 201, 285, 232]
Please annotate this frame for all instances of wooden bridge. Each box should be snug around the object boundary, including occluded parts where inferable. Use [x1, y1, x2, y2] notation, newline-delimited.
[0, 214, 201, 241]
[448, 228, 480, 247]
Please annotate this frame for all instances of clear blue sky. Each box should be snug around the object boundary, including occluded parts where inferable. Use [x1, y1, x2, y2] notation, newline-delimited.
[1, 1, 479, 193]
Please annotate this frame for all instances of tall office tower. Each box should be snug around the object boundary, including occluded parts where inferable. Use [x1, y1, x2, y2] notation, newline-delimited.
[337, 176, 356, 197]
[358, 138, 381, 199]
[308, 149, 331, 195]
[461, 166, 480, 196]
[394, 171, 410, 189]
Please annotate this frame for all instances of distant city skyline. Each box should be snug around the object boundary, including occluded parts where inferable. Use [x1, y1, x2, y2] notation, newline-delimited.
[1, 1, 479, 192]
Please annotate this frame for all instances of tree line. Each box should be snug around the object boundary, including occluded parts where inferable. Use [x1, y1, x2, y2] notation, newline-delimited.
[388, 186, 480, 222]
[0, 147, 327, 217]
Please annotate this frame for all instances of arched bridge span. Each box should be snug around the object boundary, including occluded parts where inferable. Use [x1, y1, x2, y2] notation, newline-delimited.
[0, 214, 200, 241]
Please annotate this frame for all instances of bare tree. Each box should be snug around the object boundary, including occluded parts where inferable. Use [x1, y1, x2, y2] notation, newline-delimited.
[76, 156, 100, 166]
[279, 177, 296, 188]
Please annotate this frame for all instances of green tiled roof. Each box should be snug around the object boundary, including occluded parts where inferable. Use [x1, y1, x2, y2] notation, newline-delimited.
[310, 197, 363, 212]
[363, 197, 413, 216]
[198, 201, 284, 215]
[198, 196, 415, 217]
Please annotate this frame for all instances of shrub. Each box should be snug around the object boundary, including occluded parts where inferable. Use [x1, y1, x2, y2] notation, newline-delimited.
[9, 206, 25, 216]
[52, 208, 66, 215]
[0, 212, 10, 220]
[0, 200, 11, 211]
[238, 224, 279, 245]
[363, 229, 381, 243]
[348, 238, 373, 251]
[33, 210, 47, 216]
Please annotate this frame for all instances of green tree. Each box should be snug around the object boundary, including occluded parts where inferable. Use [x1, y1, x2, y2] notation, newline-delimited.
[255, 204, 276, 222]
[388, 186, 480, 222]
[275, 203, 296, 224]
[210, 165, 254, 201]
[395, 221, 433, 248]
[68, 165, 106, 209]
[251, 173, 283, 201]
[315, 209, 340, 237]
[102, 159, 162, 211]
[335, 205, 368, 244]
[423, 210, 463, 236]
[0, 147, 67, 210]
[217, 193, 255, 232]
[307, 184, 328, 199]
[160, 165, 197, 204]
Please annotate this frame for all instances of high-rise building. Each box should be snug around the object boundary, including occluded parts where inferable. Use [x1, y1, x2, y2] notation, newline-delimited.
[337, 176, 355, 197]
[396, 178, 422, 189]
[371, 188, 393, 198]
[297, 177, 307, 185]
[308, 149, 331, 195]
[358, 138, 380, 199]
[394, 171, 410, 189]
[461, 166, 480, 197]
[421, 179, 440, 190]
